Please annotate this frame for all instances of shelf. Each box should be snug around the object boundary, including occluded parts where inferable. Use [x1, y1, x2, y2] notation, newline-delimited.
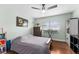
[70, 35, 79, 53]
[70, 42, 79, 49]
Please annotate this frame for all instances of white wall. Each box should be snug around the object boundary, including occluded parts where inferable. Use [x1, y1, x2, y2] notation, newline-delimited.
[0, 4, 78, 40]
[72, 5, 79, 17]
[0, 4, 34, 40]
[34, 13, 72, 42]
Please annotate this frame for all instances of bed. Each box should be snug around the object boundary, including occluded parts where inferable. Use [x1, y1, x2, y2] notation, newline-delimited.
[11, 35, 52, 54]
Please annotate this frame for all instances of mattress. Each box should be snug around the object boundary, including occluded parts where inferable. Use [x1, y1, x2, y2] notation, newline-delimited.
[21, 35, 51, 46]
[11, 35, 51, 54]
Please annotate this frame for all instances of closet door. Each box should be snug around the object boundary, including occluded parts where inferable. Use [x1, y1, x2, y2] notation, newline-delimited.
[70, 19, 78, 35]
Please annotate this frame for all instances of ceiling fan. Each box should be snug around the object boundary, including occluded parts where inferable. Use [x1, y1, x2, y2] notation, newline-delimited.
[32, 4, 57, 13]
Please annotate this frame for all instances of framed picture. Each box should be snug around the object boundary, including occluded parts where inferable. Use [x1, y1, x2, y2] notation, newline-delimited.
[16, 16, 28, 27]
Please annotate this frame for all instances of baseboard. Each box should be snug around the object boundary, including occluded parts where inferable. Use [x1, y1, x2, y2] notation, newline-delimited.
[52, 38, 66, 42]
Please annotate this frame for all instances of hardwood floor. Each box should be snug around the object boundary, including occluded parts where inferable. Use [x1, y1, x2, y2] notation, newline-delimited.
[6, 40, 75, 54]
[50, 40, 75, 54]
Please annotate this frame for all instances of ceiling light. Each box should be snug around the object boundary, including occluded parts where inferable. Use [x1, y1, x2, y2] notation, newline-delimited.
[42, 9, 45, 13]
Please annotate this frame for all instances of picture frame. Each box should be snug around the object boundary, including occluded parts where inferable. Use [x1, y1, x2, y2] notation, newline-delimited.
[16, 16, 28, 27]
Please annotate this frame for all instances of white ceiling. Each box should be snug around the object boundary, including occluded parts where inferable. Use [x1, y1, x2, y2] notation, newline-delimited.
[25, 4, 79, 18]
[0, 4, 79, 18]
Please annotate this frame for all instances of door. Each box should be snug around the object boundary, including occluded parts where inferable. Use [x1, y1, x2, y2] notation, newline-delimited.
[70, 19, 78, 35]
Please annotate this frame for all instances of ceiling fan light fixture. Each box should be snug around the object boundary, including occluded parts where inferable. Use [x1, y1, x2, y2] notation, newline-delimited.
[32, 4, 57, 13]
[42, 9, 45, 13]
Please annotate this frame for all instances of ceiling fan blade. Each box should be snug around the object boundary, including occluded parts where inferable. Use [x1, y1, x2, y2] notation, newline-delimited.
[47, 5, 57, 10]
[32, 7, 40, 10]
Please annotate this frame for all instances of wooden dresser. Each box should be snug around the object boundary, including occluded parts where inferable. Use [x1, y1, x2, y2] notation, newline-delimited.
[33, 27, 42, 37]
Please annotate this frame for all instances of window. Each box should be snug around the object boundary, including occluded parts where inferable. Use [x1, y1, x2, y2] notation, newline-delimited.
[42, 21, 60, 31]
